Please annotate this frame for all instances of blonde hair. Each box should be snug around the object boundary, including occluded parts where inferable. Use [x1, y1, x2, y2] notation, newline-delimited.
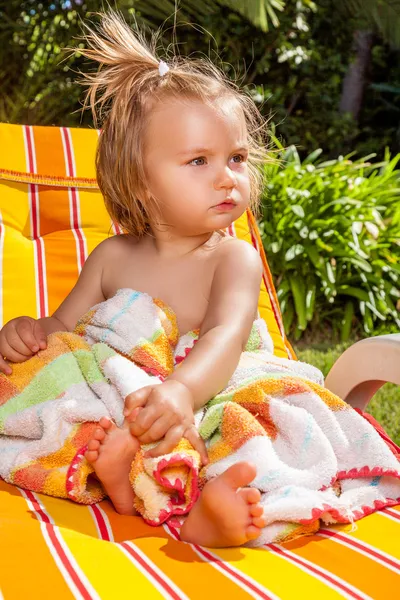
[76, 10, 271, 238]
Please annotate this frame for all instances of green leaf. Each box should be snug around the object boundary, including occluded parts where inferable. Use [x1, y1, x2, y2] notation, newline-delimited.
[340, 301, 355, 343]
[285, 244, 304, 261]
[337, 286, 369, 301]
[289, 275, 307, 330]
[305, 284, 316, 322]
[290, 204, 305, 218]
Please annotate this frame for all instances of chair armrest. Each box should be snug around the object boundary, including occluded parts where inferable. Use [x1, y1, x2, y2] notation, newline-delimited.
[324, 334, 400, 410]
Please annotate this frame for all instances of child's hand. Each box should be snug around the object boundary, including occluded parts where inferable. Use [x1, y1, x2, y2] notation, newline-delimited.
[0, 316, 47, 375]
[124, 380, 208, 465]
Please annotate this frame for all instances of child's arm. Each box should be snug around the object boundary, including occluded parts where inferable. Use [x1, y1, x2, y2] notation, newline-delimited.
[125, 239, 262, 460]
[166, 239, 263, 411]
[0, 239, 110, 373]
[49, 239, 109, 332]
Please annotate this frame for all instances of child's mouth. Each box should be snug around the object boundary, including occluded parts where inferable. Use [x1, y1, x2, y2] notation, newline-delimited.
[213, 202, 236, 211]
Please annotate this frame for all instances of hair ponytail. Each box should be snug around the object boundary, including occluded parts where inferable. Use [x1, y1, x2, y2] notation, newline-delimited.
[74, 10, 272, 238]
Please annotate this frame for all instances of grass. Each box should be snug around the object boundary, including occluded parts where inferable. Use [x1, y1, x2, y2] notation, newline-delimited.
[294, 341, 400, 446]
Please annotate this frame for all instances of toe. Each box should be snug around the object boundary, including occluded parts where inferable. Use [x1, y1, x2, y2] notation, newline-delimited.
[252, 516, 267, 529]
[85, 449, 99, 463]
[245, 525, 262, 541]
[249, 503, 263, 517]
[220, 462, 257, 491]
[99, 416, 113, 431]
[93, 428, 106, 442]
[238, 487, 261, 505]
[87, 439, 100, 451]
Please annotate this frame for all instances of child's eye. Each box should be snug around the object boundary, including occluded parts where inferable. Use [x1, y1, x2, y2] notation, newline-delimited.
[189, 157, 207, 166]
[231, 154, 246, 164]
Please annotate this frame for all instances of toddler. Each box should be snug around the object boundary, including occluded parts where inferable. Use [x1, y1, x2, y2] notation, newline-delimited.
[0, 11, 271, 547]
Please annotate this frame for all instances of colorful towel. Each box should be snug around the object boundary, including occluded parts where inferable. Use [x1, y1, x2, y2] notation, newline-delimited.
[0, 288, 399, 547]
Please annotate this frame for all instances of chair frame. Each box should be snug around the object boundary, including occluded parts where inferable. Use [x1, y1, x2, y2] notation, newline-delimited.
[325, 333, 400, 410]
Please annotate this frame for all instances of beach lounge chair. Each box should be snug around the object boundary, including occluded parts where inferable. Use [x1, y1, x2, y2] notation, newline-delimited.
[0, 122, 399, 599]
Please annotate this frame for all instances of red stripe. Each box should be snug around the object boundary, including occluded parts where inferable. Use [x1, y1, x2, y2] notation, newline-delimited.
[193, 544, 276, 600]
[61, 127, 87, 270]
[382, 508, 400, 521]
[120, 542, 182, 600]
[91, 504, 111, 541]
[166, 524, 275, 600]
[248, 220, 284, 338]
[61, 126, 74, 177]
[24, 491, 94, 600]
[70, 185, 86, 268]
[24, 489, 51, 524]
[45, 522, 94, 600]
[319, 528, 400, 571]
[25, 126, 46, 318]
[268, 544, 365, 600]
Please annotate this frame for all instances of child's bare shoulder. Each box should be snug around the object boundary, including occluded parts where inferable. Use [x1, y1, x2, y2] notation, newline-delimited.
[214, 235, 263, 274]
[94, 233, 139, 260]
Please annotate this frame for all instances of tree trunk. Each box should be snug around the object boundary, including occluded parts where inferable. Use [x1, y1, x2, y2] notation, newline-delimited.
[339, 29, 374, 121]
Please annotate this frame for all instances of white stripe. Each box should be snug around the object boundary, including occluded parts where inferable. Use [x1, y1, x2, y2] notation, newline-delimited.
[247, 213, 291, 357]
[192, 544, 279, 600]
[317, 530, 400, 574]
[18, 487, 54, 523]
[379, 510, 400, 524]
[37, 234, 49, 316]
[41, 523, 94, 600]
[19, 489, 100, 600]
[118, 541, 189, 600]
[0, 210, 4, 327]
[163, 524, 278, 600]
[61, 127, 88, 273]
[88, 504, 114, 542]
[268, 544, 372, 600]
[382, 507, 400, 519]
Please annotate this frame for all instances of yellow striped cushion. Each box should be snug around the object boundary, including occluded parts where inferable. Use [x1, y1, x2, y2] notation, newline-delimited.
[0, 122, 294, 359]
[0, 122, 399, 600]
[1, 478, 399, 599]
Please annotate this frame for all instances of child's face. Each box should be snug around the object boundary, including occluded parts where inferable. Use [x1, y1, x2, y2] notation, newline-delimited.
[142, 96, 251, 235]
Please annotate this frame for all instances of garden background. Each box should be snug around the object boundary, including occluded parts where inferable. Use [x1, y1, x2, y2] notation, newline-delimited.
[1, 0, 399, 442]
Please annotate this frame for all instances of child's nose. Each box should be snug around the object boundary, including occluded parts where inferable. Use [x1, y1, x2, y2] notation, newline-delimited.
[214, 165, 238, 190]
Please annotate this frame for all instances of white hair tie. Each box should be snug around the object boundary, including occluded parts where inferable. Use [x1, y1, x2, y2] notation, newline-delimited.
[158, 60, 170, 77]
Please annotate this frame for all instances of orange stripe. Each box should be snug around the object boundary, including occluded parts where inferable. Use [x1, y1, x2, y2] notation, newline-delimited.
[246, 209, 296, 360]
[31, 125, 79, 316]
[283, 531, 398, 600]
[0, 480, 74, 599]
[34, 126, 70, 178]
[97, 501, 254, 599]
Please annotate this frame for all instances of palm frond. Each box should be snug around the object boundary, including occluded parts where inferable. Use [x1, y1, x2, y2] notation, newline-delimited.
[346, 0, 400, 48]
[133, 0, 285, 32]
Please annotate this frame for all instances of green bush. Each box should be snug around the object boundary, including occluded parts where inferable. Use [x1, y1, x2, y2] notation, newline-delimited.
[260, 139, 400, 341]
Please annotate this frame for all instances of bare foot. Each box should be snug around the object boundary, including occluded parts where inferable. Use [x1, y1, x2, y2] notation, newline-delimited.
[84, 417, 140, 515]
[180, 462, 266, 548]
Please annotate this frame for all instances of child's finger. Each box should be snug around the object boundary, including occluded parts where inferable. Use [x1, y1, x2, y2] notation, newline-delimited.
[137, 414, 174, 445]
[0, 340, 30, 363]
[124, 406, 142, 423]
[17, 325, 40, 353]
[0, 356, 12, 375]
[124, 385, 154, 416]
[32, 321, 48, 350]
[144, 424, 185, 458]
[129, 403, 161, 438]
[5, 333, 32, 358]
[184, 427, 209, 465]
